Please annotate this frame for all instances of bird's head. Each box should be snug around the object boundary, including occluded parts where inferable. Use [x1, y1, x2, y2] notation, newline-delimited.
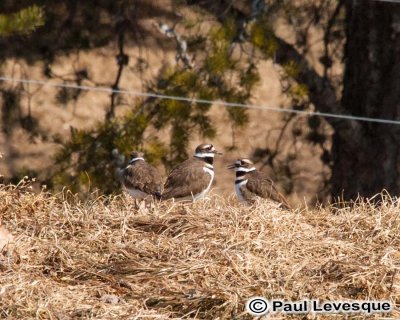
[129, 150, 145, 164]
[227, 158, 256, 172]
[194, 143, 222, 158]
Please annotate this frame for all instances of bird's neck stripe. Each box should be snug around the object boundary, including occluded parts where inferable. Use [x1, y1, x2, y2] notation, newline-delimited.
[236, 171, 246, 177]
[195, 152, 215, 158]
[203, 166, 214, 176]
[235, 178, 248, 185]
[195, 154, 214, 165]
[129, 157, 144, 164]
[204, 163, 214, 170]
[236, 167, 256, 173]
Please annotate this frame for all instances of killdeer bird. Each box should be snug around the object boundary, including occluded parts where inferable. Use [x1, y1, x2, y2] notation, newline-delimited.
[228, 158, 291, 209]
[161, 143, 222, 201]
[121, 151, 163, 200]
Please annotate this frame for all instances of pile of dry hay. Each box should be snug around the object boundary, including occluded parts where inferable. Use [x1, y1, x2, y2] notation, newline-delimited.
[0, 182, 399, 319]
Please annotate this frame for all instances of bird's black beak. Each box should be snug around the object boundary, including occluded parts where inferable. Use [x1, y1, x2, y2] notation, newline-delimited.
[212, 148, 223, 155]
[227, 163, 236, 170]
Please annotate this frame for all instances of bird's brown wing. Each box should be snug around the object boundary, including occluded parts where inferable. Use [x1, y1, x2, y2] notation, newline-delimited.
[122, 161, 163, 196]
[246, 171, 291, 209]
[162, 159, 211, 200]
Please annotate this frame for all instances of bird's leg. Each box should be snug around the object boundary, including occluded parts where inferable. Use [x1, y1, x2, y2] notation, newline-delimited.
[133, 199, 140, 210]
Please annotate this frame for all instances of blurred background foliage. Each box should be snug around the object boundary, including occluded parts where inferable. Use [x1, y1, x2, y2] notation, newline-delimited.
[2, 0, 399, 202]
[51, 12, 267, 194]
[0, 5, 44, 37]
[0, 0, 343, 197]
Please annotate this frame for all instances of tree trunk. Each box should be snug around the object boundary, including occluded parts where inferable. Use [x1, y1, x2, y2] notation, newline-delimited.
[331, 0, 400, 200]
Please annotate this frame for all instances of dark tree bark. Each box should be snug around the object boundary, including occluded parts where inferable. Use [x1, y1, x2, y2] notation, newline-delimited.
[331, 0, 400, 199]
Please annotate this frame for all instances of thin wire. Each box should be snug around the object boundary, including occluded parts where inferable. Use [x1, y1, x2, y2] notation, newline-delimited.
[371, 0, 400, 3]
[1, 76, 400, 126]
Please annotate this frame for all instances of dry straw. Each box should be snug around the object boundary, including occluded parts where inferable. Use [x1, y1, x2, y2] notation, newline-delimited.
[0, 181, 399, 319]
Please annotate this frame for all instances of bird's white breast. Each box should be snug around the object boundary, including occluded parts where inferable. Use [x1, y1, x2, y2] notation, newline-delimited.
[192, 166, 214, 200]
[235, 179, 248, 202]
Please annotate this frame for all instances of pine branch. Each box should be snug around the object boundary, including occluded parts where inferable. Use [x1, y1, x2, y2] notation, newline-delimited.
[0, 5, 45, 37]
